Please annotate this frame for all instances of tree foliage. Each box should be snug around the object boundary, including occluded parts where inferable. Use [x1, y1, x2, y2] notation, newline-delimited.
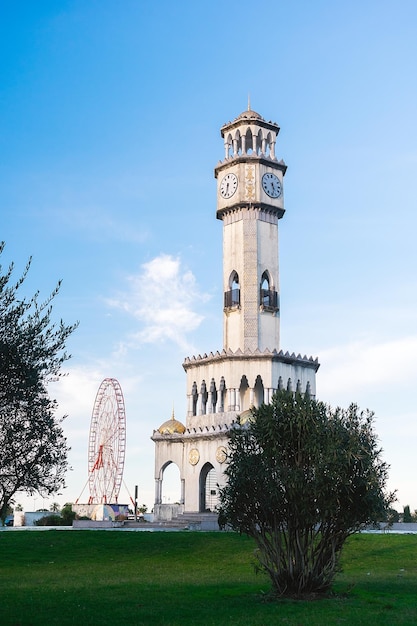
[218, 390, 395, 598]
[0, 243, 78, 524]
[403, 505, 413, 523]
[61, 502, 76, 524]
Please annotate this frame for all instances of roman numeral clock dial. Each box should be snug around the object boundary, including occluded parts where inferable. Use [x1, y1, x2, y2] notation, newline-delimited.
[262, 172, 282, 198]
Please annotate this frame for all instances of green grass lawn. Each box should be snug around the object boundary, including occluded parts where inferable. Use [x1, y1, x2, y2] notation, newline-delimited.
[0, 530, 416, 625]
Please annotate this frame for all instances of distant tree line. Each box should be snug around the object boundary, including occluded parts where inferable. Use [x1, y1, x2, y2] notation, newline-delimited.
[34, 503, 76, 526]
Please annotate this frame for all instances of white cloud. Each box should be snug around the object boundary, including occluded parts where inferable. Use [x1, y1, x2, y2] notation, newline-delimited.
[50, 366, 105, 420]
[107, 254, 207, 352]
[318, 335, 417, 399]
[314, 335, 417, 510]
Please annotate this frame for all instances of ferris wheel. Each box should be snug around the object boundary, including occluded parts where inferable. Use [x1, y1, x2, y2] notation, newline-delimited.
[88, 378, 126, 504]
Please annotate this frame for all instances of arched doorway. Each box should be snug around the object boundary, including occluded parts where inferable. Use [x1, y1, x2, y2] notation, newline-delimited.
[239, 375, 250, 412]
[254, 374, 264, 407]
[161, 461, 182, 504]
[199, 462, 218, 512]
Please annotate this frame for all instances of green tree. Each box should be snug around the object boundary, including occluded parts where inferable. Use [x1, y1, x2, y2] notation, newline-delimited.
[4, 503, 13, 517]
[0, 243, 78, 524]
[218, 390, 394, 598]
[386, 507, 400, 523]
[403, 505, 412, 523]
[61, 503, 76, 524]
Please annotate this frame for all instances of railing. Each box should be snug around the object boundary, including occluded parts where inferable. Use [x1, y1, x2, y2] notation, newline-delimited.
[260, 289, 278, 309]
[224, 289, 240, 308]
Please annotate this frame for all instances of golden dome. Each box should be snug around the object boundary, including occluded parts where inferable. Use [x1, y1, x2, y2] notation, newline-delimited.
[158, 410, 186, 435]
[238, 409, 255, 425]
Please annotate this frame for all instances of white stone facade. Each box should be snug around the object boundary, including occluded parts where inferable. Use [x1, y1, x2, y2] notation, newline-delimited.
[152, 107, 319, 519]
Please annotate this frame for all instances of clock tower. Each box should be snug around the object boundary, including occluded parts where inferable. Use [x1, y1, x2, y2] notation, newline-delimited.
[152, 106, 319, 525]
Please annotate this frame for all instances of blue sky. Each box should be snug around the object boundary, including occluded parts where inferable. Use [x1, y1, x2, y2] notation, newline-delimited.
[2, 1, 417, 512]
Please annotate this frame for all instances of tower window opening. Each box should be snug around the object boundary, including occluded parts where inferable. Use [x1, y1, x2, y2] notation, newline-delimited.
[219, 376, 226, 412]
[192, 381, 198, 416]
[235, 130, 242, 156]
[239, 375, 249, 412]
[260, 271, 278, 310]
[254, 375, 264, 407]
[225, 271, 240, 308]
[245, 128, 253, 154]
[225, 133, 233, 159]
[201, 380, 208, 415]
[210, 378, 217, 413]
[265, 131, 273, 157]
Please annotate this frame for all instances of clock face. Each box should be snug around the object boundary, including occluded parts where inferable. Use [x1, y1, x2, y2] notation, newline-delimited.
[262, 173, 282, 198]
[220, 173, 238, 199]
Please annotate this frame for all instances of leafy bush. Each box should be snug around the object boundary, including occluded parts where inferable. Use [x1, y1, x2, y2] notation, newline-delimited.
[35, 514, 63, 526]
[219, 390, 395, 598]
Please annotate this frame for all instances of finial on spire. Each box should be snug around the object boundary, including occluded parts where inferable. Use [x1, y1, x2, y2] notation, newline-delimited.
[248, 93, 251, 111]
[171, 405, 175, 420]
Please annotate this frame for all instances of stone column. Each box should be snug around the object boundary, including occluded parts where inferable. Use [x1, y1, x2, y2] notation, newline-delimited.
[249, 387, 254, 408]
[187, 394, 193, 418]
[207, 390, 213, 414]
[155, 479, 162, 505]
[228, 388, 236, 411]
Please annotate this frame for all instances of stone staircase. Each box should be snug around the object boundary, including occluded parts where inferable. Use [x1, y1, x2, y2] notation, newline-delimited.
[172, 512, 219, 531]
[123, 511, 220, 531]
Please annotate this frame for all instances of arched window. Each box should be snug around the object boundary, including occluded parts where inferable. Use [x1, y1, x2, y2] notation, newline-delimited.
[200, 380, 208, 415]
[239, 375, 249, 412]
[219, 376, 226, 412]
[254, 375, 264, 407]
[235, 129, 242, 156]
[209, 378, 217, 413]
[192, 381, 198, 416]
[245, 128, 253, 154]
[265, 131, 273, 157]
[224, 271, 240, 308]
[225, 133, 233, 159]
[260, 270, 278, 310]
[257, 129, 263, 156]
